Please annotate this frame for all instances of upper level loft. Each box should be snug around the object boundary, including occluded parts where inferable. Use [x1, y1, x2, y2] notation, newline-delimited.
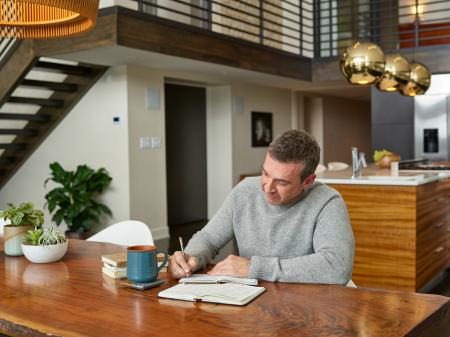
[2, 0, 448, 84]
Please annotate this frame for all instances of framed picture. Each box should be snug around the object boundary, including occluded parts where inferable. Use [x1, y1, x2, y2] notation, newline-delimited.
[252, 112, 273, 147]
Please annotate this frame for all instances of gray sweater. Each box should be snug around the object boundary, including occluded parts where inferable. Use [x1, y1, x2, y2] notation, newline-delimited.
[185, 177, 355, 285]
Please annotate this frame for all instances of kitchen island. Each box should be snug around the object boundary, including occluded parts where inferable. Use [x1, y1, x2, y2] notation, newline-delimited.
[317, 166, 450, 292]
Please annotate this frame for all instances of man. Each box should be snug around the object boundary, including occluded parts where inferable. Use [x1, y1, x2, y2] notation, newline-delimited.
[169, 129, 354, 284]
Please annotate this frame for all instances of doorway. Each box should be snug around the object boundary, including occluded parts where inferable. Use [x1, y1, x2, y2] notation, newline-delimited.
[165, 83, 208, 253]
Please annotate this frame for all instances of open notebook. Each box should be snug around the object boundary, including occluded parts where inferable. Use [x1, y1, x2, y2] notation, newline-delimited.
[179, 274, 258, 286]
[158, 283, 266, 306]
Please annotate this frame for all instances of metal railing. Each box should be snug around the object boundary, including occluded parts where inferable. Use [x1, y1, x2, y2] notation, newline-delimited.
[103, 0, 450, 58]
[315, 0, 450, 58]
[132, 0, 315, 58]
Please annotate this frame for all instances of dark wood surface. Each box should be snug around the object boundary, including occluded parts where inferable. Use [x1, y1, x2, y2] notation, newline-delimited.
[0, 239, 449, 337]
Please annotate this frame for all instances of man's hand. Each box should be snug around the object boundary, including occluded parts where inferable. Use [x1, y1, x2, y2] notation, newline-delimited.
[169, 251, 198, 278]
[207, 255, 251, 278]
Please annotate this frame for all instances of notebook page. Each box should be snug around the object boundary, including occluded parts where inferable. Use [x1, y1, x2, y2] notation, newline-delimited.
[179, 274, 258, 286]
[160, 283, 264, 302]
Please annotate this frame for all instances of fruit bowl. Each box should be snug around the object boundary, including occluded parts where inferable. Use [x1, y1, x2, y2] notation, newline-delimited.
[375, 154, 401, 168]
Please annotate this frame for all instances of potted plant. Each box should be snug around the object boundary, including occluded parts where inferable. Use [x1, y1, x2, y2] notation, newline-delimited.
[21, 226, 68, 263]
[0, 202, 44, 256]
[44, 162, 113, 239]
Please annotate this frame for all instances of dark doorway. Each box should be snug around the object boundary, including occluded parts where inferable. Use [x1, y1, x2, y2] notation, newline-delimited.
[165, 83, 208, 253]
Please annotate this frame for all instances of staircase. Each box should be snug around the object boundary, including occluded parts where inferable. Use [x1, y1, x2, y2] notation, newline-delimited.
[0, 40, 107, 189]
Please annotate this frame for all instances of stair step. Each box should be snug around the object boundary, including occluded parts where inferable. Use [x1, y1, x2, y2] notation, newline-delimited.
[34, 61, 95, 77]
[0, 129, 38, 136]
[0, 156, 16, 165]
[0, 113, 50, 122]
[8, 96, 64, 108]
[0, 143, 26, 150]
[20, 79, 78, 92]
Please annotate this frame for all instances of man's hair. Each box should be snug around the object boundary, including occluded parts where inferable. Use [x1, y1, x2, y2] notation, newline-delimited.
[268, 129, 320, 180]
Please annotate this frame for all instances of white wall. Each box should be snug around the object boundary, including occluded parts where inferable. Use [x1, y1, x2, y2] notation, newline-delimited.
[0, 66, 130, 232]
[304, 96, 324, 164]
[126, 66, 169, 240]
[231, 83, 294, 184]
[206, 86, 233, 218]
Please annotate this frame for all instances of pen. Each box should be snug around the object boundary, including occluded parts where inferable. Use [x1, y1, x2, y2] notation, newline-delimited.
[179, 236, 185, 258]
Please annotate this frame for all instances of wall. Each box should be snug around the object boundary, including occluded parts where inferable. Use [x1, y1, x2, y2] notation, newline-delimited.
[126, 66, 168, 240]
[371, 87, 414, 160]
[206, 86, 233, 218]
[303, 95, 371, 165]
[0, 66, 130, 232]
[304, 96, 324, 163]
[323, 96, 371, 164]
[231, 83, 294, 184]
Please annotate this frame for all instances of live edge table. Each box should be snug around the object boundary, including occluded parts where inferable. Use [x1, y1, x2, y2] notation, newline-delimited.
[0, 239, 449, 337]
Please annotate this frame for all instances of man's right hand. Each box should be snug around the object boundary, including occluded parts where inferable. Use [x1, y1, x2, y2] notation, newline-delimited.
[169, 251, 199, 278]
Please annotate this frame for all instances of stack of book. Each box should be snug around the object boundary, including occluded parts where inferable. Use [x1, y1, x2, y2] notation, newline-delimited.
[101, 252, 168, 280]
[102, 253, 127, 279]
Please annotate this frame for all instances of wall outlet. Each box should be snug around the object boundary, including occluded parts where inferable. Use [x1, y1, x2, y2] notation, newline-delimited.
[140, 137, 152, 149]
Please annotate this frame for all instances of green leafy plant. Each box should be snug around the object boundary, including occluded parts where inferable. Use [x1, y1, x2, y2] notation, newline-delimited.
[24, 227, 44, 245]
[24, 226, 67, 246]
[0, 202, 44, 227]
[44, 162, 113, 234]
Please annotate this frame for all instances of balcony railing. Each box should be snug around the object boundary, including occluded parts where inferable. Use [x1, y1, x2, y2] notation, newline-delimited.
[128, 0, 315, 58]
[316, 0, 450, 58]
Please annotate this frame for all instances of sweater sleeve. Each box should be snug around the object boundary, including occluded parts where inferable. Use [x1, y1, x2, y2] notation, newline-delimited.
[248, 196, 355, 285]
[184, 191, 235, 269]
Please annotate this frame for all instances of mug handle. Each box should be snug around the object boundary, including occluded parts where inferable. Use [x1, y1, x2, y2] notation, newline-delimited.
[157, 251, 168, 273]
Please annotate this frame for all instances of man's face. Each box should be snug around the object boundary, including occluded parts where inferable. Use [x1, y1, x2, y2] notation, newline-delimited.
[260, 153, 315, 205]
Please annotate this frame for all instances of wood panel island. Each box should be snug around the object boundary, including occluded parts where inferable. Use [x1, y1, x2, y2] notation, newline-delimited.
[317, 166, 450, 292]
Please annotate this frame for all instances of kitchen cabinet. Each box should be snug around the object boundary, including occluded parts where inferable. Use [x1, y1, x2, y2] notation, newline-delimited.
[329, 178, 450, 291]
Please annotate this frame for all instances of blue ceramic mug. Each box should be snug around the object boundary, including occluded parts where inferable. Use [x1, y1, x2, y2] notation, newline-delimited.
[127, 245, 168, 283]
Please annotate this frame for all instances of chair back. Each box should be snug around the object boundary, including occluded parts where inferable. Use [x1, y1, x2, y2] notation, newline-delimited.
[87, 220, 154, 246]
[328, 162, 349, 171]
[315, 163, 327, 174]
[346, 279, 357, 288]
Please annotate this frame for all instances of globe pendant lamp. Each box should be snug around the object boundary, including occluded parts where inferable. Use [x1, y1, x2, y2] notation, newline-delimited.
[0, 0, 100, 39]
[400, 62, 431, 96]
[375, 54, 410, 92]
[340, 41, 386, 85]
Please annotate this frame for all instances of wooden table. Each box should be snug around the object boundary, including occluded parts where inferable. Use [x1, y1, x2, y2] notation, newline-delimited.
[0, 239, 449, 337]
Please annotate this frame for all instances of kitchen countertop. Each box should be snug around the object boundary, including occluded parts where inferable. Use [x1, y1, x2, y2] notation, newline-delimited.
[316, 164, 450, 186]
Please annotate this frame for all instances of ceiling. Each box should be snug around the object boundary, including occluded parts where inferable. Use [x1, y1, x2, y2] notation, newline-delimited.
[57, 45, 370, 101]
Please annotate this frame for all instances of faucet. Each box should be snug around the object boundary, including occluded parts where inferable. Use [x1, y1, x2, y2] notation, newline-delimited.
[352, 147, 367, 178]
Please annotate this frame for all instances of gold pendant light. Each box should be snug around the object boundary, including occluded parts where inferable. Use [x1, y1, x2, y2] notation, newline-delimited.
[0, 0, 99, 39]
[375, 54, 410, 92]
[400, 62, 431, 96]
[339, 41, 385, 85]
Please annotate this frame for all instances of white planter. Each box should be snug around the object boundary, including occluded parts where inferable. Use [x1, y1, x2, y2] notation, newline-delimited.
[21, 241, 68, 263]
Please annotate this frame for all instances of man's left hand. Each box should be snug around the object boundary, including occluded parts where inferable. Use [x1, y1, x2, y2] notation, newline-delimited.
[207, 255, 251, 278]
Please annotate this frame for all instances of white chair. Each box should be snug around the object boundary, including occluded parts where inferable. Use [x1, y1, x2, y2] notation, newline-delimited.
[346, 279, 357, 288]
[315, 163, 327, 174]
[328, 162, 349, 171]
[87, 220, 154, 246]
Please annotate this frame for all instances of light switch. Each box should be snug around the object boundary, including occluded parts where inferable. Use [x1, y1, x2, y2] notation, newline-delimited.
[140, 137, 152, 149]
[151, 137, 161, 149]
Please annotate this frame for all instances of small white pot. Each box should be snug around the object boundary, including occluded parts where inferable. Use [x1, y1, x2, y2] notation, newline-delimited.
[21, 241, 68, 263]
